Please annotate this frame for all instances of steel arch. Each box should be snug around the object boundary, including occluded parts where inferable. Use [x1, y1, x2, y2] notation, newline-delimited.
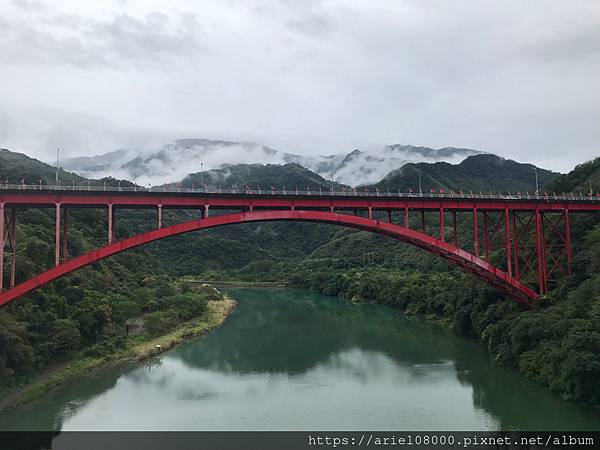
[0, 210, 538, 308]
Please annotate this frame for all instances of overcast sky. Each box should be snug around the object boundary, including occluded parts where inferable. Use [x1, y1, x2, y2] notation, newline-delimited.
[0, 0, 598, 172]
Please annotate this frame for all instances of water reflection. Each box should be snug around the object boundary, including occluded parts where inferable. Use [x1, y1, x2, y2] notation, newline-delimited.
[0, 289, 598, 431]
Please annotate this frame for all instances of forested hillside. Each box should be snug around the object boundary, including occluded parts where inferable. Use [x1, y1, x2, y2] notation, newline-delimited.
[287, 158, 600, 407]
[1, 148, 598, 409]
[374, 154, 557, 193]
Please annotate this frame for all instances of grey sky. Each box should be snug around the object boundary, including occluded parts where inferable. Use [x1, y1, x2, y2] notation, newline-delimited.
[0, 0, 598, 172]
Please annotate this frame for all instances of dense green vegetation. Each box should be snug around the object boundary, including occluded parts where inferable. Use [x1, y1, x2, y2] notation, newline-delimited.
[189, 157, 600, 407]
[280, 158, 600, 407]
[373, 154, 557, 194]
[0, 147, 599, 411]
[0, 149, 215, 387]
[0, 270, 210, 382]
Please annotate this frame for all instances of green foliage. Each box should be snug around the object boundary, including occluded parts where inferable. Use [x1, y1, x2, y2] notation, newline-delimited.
[0, 312, 34, 377]
[143, 310, 180, 337]
[0, 147, 598, 409]
[373, 154, 558, 194]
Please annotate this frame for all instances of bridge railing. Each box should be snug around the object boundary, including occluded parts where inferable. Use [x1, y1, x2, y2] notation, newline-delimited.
[0, 183, 599, 202]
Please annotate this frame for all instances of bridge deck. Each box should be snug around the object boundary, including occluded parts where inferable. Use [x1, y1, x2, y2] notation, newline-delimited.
[0, 187, 599, 212]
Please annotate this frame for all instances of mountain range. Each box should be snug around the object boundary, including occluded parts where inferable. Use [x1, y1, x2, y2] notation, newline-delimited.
[60, 138, 483, 187]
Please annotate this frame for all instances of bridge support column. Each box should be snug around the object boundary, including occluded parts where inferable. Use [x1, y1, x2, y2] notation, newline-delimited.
[55, 203, 61, 266]
[565, 208, 572, 275]
[108, 204, 114, 244]
[368, 207, 372, 220]
[204, 205, 210, 218]
[483, 212, 489, 261]
[535, 208, 546, 295]
[404, 206, 409, 228]
[8, 209, 16, 289]
[387, 210, 392, 223]
[157, 205, 163, 229]
[452, 211, 457, 247]
[512, 213, 520, 281]
[0, 203, 4, 291]
[473, 208, 479, 257]
[62, 207, 68, 263]
[439, 207, 445, 241]
[505, 207, 512, 277]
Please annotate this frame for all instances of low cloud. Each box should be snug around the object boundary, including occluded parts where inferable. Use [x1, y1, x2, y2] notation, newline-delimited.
[0, 0, 598, 173]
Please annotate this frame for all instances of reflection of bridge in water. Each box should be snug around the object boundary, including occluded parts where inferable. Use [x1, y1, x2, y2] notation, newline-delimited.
[1, 185, 599, 306]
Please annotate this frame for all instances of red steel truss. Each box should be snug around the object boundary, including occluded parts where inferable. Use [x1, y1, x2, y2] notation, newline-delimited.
[0, 189, 597, 307]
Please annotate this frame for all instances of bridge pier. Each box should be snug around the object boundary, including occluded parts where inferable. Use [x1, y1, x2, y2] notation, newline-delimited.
[483, 212, 489, 261]
[565, 208, 572, 275]
[439, 207, 445, 241]
[62, 207, 68, 263]
[535, 208, 546, 295]
[157, 204, 162, 229]
[55, 203, 61, 266]
[452, 211, 457, 247]
[404, 206, 409, 228]
[512, 213, 520, 281]
[505, 208, 512, 277]
[473, 208, 479, 257]
[7, 208, 16, 289]
[204, 205, 210, 218]
[108, 204, 114, 244]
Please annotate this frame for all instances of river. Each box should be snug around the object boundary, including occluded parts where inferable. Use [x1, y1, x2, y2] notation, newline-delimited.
[0, 288, 598, 431]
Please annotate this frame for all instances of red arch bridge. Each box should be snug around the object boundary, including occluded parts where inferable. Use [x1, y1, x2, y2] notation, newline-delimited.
[0, 185, 599, 307]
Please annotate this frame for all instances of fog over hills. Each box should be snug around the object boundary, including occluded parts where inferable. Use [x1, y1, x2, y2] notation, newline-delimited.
[61, 139, 483, 187]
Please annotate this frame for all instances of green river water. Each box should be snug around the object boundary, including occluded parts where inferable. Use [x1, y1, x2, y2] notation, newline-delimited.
[0, 288, 598, 431]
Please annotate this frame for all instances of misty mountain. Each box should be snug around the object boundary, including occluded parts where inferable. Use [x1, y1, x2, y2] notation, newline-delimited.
[370, 154, 559, 194]
[60, 138, 483, 187]
[178, 163, 347, 192]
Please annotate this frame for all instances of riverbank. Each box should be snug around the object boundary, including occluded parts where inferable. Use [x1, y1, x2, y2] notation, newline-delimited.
[0, 296, 237, 412]
[287, 267, 600, 409]
[184, 279, 286, 288]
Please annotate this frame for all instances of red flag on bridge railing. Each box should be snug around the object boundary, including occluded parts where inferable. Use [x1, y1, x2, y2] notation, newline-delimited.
[440, 188, 445, 194]
[430, 189, 435, 193]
